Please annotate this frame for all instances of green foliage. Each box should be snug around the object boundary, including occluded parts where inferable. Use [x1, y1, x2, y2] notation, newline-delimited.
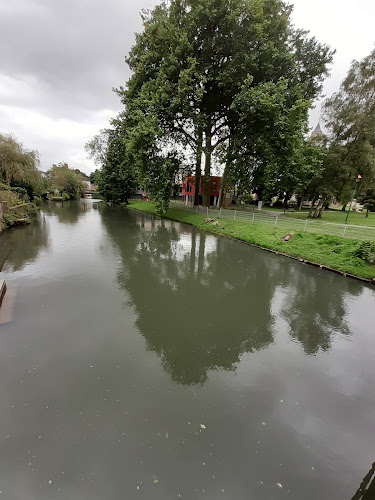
[32, 195, 43, 205]
[321, 47, 375, 209]
[3, 212, 20, 227]
[351, 241, 375, 264]
[47, 163, 84, 200]
[10, 186, 28, 199]
[93, 123, 137, 206]
[0, 133, 42, 196]
[96, 0, 333, 212]
[357, 187, 375, 216]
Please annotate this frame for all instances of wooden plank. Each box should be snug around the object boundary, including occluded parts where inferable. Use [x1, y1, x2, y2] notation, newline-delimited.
[0, 282, 15, 325]
[0, 279, 6, 308]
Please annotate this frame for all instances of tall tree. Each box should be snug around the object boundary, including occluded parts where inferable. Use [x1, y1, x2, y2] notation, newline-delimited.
[357, 186, 375, 217]
[86, 120, 137, 206]
[115, 0, 333, 212]
[0, 133, 42, 196]
[322, 47, 375, 208]
[47, 163, 84, 200]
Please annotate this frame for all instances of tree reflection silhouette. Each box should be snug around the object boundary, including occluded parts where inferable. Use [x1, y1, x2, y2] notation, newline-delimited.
[0, 212, 50, 272]
[101, 207, 359, 383]
[278, 265, 361, 354]
[42, 200, 92, 224]
[101, 207, 276, 385]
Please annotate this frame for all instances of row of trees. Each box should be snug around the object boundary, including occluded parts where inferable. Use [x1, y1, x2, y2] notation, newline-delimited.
[86, 0, 375, 217]
[47, 163, 85, 200]
[0, 133, 86, 205]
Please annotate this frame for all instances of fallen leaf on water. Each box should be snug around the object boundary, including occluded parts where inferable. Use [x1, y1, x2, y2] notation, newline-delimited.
[200, 424, 206, 429]
[277, 483, 283, 489]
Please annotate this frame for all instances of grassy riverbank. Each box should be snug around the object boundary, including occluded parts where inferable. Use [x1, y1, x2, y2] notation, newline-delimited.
[127, 200, 375, 281]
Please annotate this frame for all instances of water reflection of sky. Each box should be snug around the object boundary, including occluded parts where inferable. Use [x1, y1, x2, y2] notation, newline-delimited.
[1, 203, 375, 500]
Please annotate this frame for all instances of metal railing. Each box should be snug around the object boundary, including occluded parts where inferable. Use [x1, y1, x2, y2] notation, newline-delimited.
[169, 200, 375, 241]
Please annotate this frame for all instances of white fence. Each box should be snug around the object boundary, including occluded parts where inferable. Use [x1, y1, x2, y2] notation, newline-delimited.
[169, 201, 375, 241]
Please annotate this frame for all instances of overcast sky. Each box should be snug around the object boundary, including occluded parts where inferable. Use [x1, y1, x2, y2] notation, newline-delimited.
[0, 0, 374, 174]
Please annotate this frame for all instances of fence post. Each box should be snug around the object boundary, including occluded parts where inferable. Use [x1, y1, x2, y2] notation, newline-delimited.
[252, 212, 255, 224]
[219, 208, 222, 218]
[274, 216, 278, 228]
[234, 210, 236, 220]
[343, 225, 347, 237]
[304, 219, 308, 232]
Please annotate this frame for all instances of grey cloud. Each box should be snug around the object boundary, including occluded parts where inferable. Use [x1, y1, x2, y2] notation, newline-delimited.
[0, 0, 373, 173]
[0, 0, 152, 119]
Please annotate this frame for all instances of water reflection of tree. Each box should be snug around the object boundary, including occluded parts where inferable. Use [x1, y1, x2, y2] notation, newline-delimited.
[41, 200, 92, 224]
[101, 207, 277, 385]
[0, 212, 50, 272]
[278, 268, 362, 355]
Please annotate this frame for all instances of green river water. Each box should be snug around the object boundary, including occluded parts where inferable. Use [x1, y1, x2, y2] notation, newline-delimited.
[0, 200, 374, 499]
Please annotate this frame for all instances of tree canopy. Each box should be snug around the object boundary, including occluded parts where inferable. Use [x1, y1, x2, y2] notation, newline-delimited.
[47, 163, 84, 200]
[88, 0, 334, 214]
[0, 133, 42, 198]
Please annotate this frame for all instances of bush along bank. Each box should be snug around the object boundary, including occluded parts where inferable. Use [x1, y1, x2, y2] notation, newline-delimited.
[127, 201, 375, 284]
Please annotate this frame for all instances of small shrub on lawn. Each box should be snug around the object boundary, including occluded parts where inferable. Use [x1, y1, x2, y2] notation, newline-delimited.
[351, 241, 375, 264]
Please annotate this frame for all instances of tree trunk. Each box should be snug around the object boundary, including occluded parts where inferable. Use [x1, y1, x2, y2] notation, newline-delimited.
[202, 119, 212, 207]
[308, 197, 316, 218]
[312, 197, 326, 218]
[218, 165, 228, 208]
[298, 192, 304, 211]
[366, 209, 369, 218]
[194, 129, 203, 206]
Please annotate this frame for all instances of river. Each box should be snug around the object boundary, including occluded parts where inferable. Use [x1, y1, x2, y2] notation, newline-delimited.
[0, 200, 374, 499]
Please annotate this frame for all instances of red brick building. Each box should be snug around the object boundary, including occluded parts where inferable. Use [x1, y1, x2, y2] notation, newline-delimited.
[182, 176, 221, 206]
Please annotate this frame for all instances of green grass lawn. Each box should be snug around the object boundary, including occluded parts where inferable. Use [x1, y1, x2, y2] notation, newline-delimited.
[283, 209, 375, 227]
[207, 204, 375, 227]
[127, 201, 375, 281]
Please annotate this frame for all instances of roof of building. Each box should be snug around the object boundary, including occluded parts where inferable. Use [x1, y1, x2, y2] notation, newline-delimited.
[313, 122, 322, 134]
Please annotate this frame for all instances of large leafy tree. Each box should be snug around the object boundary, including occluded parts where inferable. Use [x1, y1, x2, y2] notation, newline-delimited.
[0, 133, 42, 197]
[322, 47, 375, 209]
[47, 163, 84, 200]
[86, 119, 138, 206]
[228, 77, 324, 207]
[116, 0, 333, 211]
[357, 186, 375, 217]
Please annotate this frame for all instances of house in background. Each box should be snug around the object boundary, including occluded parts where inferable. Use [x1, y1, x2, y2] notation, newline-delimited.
[182, 176, 231, 207]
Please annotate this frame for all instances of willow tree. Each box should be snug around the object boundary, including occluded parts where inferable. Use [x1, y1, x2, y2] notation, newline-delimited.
[0, 133, 41, 195]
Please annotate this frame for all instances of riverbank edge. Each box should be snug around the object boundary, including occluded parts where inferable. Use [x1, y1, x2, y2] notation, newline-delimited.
[126, 203, 375, 287]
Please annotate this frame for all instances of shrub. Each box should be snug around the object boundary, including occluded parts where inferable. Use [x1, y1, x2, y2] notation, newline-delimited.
[351, 241, 375, 264]
[3, 213, 19, 227]
[32, 196, 42, 205]
[62, 192, 70, 201]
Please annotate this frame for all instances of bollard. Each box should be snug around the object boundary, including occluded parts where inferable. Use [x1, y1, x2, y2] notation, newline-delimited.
[234, 210, 236, 220]
[252, 213, 255, 224]
[274, 216, 278, 228]
[304, 219, 308, 231]
[206, 206, 209, 216]
[219, 208, 222, 218]
[343, 225, 347, 237]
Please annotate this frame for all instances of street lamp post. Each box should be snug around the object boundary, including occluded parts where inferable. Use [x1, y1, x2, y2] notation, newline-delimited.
[345, 174, 362, 225]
